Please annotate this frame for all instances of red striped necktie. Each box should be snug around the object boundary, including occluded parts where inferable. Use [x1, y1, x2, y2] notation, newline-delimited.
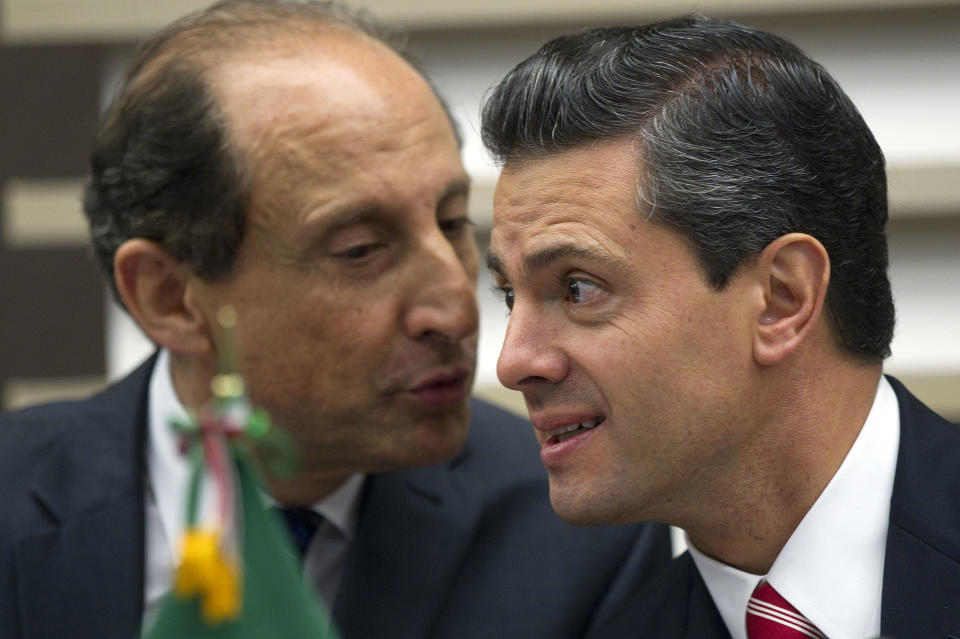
[746, 581, 826, 639]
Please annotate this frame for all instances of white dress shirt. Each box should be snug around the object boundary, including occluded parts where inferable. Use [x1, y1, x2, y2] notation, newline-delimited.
[143, 349, 364, 626]
[689, 377, 900, 639]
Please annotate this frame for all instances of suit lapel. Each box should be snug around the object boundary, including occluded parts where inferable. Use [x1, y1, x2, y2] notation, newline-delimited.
[881, 377, 960, 639]
[333, 450, 482, 639]
[15, 359, 152, 639]
[684, 560, 732, 639]
[881, 523, 960, 639]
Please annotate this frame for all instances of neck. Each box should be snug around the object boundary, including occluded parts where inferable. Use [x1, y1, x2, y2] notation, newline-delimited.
[685, 357, 883, 574]
[264, 472, 354, 507]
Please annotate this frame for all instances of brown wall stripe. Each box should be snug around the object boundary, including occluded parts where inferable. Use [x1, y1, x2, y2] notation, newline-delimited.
[1, 44, 106, 410]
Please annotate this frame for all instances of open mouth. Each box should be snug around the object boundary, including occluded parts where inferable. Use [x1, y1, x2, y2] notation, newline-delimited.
[548, 416, 606, 444]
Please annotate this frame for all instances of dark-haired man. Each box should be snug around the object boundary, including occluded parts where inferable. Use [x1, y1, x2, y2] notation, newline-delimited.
[483, 15, 960, 639]
[0, 2, 670, 638]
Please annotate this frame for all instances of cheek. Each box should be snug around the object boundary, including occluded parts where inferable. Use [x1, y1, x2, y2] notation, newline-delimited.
[599, 314, 703, 411]
[605, 306, 675, 364]
[238, 307, 387, 408]
[230, 297, 356, 374]
[307, 297, 408, 386]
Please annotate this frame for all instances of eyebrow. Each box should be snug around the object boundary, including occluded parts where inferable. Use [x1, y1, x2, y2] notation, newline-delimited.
[486, 251, 506, 277]
[305, 175, 472, 235]
[439, 176, 471, 207]
[487, 243, 618, 279]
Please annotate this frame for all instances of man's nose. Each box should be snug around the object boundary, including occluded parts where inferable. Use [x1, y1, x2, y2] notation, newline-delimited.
[403, 235, 479, 343]
[496, 303, 568, 390]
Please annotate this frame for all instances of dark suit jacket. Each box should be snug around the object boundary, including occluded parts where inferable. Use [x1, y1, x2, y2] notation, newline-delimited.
[588, 376, 960, 639]
[0, 357, 670, 639]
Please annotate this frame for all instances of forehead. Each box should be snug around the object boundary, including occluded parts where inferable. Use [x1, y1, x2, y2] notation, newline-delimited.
[211, 37, 454, 161]
[208, 38, 464, 228]
[490, 139, 647, 270]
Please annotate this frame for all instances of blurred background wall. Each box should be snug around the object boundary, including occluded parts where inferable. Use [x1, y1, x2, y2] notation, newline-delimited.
[2, 0, 958, 418]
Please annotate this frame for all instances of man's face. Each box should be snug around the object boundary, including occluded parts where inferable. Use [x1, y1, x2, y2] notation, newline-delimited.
[488, 138, 760, 526]
[194, 40, 479, 495]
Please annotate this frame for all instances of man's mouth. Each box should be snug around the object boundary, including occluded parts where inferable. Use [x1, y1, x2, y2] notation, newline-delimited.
[407, 370, 471, 406]
[546, 416, 606, 444]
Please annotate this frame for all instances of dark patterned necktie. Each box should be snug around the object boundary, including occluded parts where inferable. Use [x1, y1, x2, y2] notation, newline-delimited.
[279, 506, 325, 557]
[746, 581, 826, 639]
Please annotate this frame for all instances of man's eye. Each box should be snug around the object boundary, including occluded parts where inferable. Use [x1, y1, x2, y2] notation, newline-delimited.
[336, 243, 381, 260]
[493, 285, 514, 312]
[566, 278, 602, 304]
[439, 217, 473, 236]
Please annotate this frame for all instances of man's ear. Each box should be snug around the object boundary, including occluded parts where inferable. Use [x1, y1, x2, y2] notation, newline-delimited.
[114, 239, 213, 355]
[752, 233, 830, 366]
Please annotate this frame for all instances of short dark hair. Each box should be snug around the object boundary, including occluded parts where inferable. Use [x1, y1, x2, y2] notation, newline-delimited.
[84, 0, 457, 305]
[481, 15, 894, 361]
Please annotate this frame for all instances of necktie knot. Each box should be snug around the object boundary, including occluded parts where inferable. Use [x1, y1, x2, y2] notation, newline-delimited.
[746, 581, 826, 639]
[279, 506, 325, 556]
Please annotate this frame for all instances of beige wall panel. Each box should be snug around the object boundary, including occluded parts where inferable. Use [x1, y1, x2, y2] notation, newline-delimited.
[888, 164, 960, 217]
[6, 0, 960, 42]
[4, 163, 943, 242]
[4, 376, 106, 410]
[367, 0, 960, 28]
[467, 178, 495, 228]
[893, 372, 960, 421]
[468, 163, 960, 229]
[3, 0, 210, 42]
[1, 178, 87, 247]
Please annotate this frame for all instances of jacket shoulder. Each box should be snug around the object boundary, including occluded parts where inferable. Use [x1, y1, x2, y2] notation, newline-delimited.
[0, 358, 154, 519]
[887, 375, 960, 548]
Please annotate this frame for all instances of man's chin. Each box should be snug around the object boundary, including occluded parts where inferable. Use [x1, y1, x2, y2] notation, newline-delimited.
[393, 422, 470, 469]
[549, 484, 630, 527]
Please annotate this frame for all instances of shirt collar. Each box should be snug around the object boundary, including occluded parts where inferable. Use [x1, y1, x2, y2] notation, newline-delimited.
[147, 349, 365, 557]
[311, 473, 364, 542]
[687, 544, 759, 639]
[690, 376, 900, 639]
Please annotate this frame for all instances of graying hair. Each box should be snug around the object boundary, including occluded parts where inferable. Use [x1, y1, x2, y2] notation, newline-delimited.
[482, 16, 893, 361]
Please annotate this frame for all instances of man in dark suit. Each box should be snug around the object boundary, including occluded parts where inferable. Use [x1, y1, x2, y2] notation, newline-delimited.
[0, 2, 670, 638]
[481, 15, 960, 639]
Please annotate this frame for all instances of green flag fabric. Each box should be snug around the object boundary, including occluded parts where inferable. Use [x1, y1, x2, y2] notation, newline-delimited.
[141, 454, 340, 639]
